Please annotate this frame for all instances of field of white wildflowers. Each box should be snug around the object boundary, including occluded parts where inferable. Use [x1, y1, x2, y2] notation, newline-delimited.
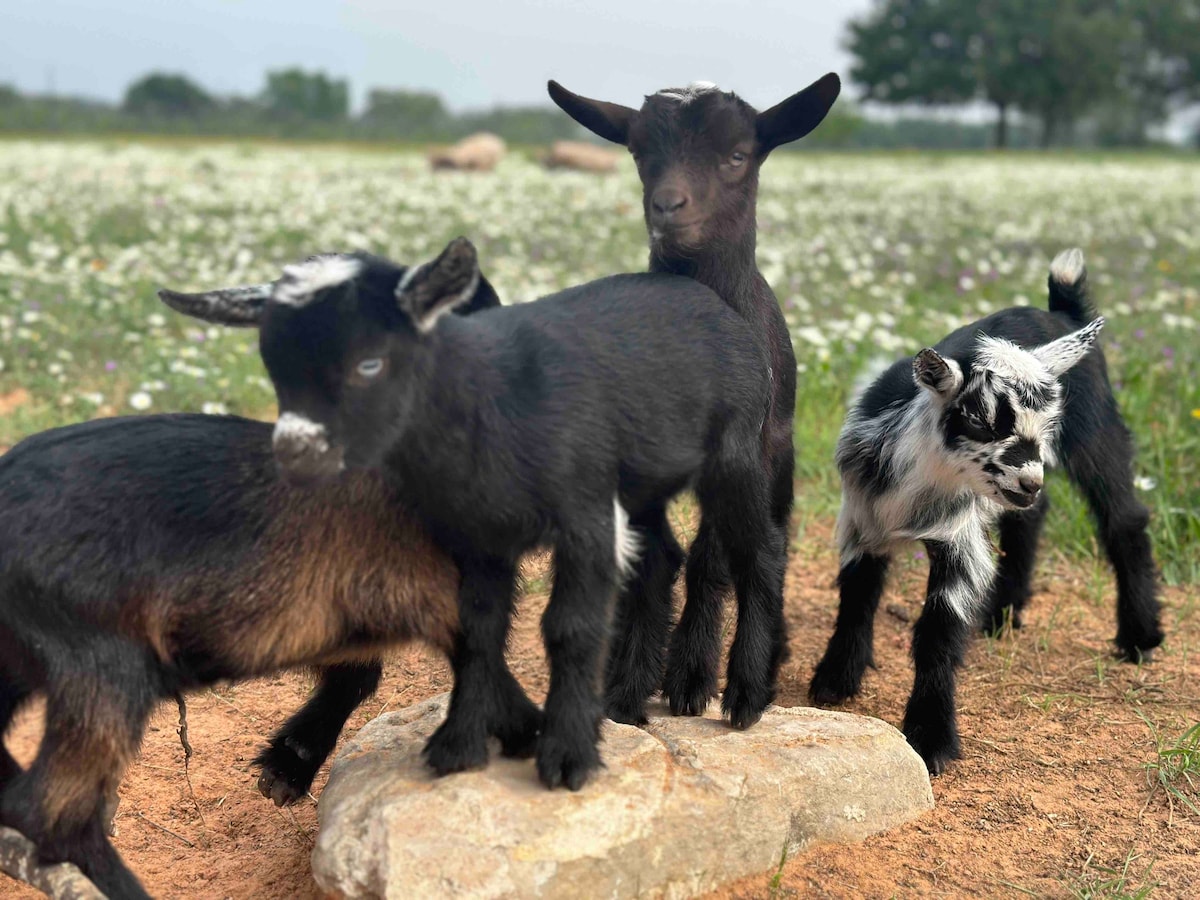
[0, 140, 1196, 579]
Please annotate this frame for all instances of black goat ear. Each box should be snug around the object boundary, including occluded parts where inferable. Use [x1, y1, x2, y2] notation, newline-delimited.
[547, 80, 635, 146]
[756, 72, 841, 153]
[158, 283, 271, 327]
[458, 273, 501, 316]
[913, 348, 963, 398]
[395, 237, 481, 334]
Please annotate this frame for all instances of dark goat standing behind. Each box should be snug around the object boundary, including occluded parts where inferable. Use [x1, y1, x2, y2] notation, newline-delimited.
[0, 279, 501, 900]
[547, 74, 840, 723]
[809, 250, 1162, 773]
[166, 238, 785, 791]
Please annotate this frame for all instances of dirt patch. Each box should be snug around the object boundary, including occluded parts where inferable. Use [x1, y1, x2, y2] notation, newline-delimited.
[0, 389, 30, 417]
[3, 527, 1197, 899]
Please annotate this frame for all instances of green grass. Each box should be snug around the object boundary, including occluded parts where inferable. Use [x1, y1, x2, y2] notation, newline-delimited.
[1, 142, 1197, 580]
[1140, 716, 1200, 821]
[1061, 848, 1159, 900]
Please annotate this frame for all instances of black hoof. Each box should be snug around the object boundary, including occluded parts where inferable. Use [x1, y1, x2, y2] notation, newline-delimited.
[808, 657, 865, 706]
[535, 734, 601, 791]
[721, 680, 771, 730]
[423, 721, 489, 776]
[903, 722, 961, 776]
[495, 696, 543, 759]
[252, 739, 320, 806]
[663, 665, 716, 717]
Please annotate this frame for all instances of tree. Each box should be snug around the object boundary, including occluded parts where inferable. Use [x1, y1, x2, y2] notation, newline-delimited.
[361, 89, 449, 137]
[846, 0, 1128, 147]
[262, 69, 348, 121]
[122, 73, 214, 118]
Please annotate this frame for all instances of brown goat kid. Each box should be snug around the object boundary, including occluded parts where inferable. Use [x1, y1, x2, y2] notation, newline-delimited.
[0, 277, 504, 899]
[548, 74, 841, 724]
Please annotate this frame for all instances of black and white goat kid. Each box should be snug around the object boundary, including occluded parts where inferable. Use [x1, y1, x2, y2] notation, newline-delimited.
[162, 238, 786, 792]
[809, 249, 1162, 774]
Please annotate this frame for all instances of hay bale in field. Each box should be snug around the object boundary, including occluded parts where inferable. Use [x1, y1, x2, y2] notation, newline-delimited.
[428, 132, 507, 172]
[542, 140, 622, 173]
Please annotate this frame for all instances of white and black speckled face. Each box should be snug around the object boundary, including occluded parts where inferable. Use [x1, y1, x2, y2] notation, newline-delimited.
[917, 321, 1103, 510]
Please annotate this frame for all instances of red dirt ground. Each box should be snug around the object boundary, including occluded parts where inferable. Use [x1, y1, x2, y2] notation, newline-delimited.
[3, 523, 1198, 899]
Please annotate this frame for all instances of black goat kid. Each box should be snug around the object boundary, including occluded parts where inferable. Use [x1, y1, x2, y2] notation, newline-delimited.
[548, 73, 841, 723]
[809, 250, 1162, 774]
[165, 238, 787, 791]
[0, 278, 500, 899]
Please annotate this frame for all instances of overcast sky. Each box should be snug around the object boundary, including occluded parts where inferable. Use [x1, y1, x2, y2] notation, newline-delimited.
[2, 0, 874, 111]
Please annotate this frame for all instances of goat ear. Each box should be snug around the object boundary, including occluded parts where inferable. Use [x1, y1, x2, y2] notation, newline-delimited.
[756, 73, 841, 153]
[913, 348, 963, 399]
[1031, 317, 1104, 377]
[457, 273, 501, 316]
[157, 283, 271, 328]
[547, 80, 635, 146]
[395, 237, 481, 334]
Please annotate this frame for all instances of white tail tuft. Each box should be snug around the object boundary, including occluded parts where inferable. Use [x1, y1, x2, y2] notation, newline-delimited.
[613, 497, 641, 577]
[1049, 248, 1085, 286]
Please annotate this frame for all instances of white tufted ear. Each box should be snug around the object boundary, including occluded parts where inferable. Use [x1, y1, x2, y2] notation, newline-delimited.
[394, 237, 480, 334]
[913, 348, 964, 399]
[1031, 318, 1105, 377]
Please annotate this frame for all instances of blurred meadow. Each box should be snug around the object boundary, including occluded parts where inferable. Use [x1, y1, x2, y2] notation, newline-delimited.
[0, 140, 1197, 581]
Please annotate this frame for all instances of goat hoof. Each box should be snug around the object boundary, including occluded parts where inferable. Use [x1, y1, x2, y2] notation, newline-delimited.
[903, 724, 961, 777]
[721, 683, 770, 730]
[253, 742, 318, 806]
[495, 702, 543, 759]
[663, 667, 716, 717]
[257, 768, 305, 807]
[536, 734, 601, 791]
[423, 723, 489, 776]
[1114, 629, 1163, 664]
[808, 662, 861, 706]
[604, 695, 649, 727]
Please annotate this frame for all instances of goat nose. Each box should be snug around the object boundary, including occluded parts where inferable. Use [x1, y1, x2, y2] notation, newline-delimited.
[651, 188, 688, 217]
[1018, 474, 1043, 496]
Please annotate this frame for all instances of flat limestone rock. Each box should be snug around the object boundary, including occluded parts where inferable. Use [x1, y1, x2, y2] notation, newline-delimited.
[313, 695, 933, 899]
[0, 826, 106, 900]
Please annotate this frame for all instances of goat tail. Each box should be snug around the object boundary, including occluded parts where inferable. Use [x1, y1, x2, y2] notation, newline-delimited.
[1047, 248, 1096, 324]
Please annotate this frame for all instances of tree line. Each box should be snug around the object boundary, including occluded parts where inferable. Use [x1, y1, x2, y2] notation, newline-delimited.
[1, 1, 1197, 149]
[848, 0, 1200, 147]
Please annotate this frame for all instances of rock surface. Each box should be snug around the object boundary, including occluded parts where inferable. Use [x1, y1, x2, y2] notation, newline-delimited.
[0, 826, 106, 900]
[313, 694, 933, 899]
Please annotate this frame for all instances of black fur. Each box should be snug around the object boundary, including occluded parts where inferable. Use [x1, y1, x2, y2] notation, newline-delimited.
[811, 256, 1163, 775]
[547, 74, 841, 722]
[248, 243, 787, 791]
[0, 280, 499, 896]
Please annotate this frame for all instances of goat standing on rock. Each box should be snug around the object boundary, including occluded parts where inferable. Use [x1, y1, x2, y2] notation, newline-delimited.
[809, 249, 1163, 774]
[165, 237, 787, 792]
[548, 73, 841, 724]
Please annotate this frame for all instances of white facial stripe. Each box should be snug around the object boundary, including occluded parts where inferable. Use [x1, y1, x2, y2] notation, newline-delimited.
[1013, 401, 1060, 442]
[273, 412, 329, 454]
[975, 336, 1055, 389]
[394, 261, 426, 300]
[274, 256, 362, 307]
[613, 497, 641, 577]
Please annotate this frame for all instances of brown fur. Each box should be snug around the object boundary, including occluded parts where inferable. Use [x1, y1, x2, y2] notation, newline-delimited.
[39, 693, 140, 831]
[121, 471, 460, 678]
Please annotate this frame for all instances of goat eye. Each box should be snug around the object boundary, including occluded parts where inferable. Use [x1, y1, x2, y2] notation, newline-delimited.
[355, 358, 384, 379]
[728, 152, 747, 167]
